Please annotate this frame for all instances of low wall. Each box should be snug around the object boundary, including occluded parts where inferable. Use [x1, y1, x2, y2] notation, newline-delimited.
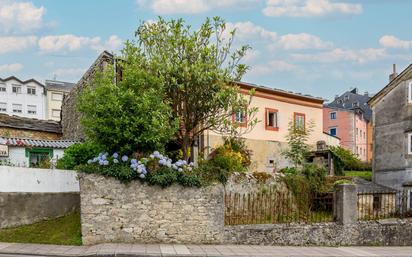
[224, 219, 412, 246]
[79, 173, 224, 245]
[0, 166, 79, 193]
[0, 192, 79, 228]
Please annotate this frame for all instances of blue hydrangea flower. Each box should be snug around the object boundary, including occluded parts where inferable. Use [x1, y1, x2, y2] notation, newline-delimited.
[87, 159, 92, 164]
[121, 155, 128, 162]
[98, 160, 104, 166]
[112, 152, 119, 159]
[131, 159, 138, 165]
[103, 160, 109, 166]
[113, 159, 119, 164]
[139, 174, 145, 179]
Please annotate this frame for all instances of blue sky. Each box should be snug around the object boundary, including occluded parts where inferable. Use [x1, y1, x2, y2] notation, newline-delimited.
[0, 0, 411, 102]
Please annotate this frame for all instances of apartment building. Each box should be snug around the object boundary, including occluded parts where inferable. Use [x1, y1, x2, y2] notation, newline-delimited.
[0, 76, 46, 120]
[45, 80, 75, 121]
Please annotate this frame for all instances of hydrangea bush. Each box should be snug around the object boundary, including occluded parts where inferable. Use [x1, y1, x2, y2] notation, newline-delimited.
[78, 151, 199, 188]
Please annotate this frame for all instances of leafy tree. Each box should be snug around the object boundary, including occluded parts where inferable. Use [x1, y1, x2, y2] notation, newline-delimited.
[77, 60, 178, 154]
[134, 16, 255, 160]
[282, 121, 314, 168]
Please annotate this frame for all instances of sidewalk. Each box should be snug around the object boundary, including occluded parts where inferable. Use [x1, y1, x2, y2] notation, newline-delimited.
[1, 243, 412, 257]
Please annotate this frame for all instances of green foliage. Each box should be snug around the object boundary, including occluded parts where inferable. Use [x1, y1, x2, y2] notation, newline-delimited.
[282, 121, 314, 168]
[329, 146, 371, 171]
[223, 137, 252, 167]
[135, 16, 256, 160]
[56, 142, 101, 170]
[77, 163, 137, 183]
[281, 164, 328, 213]
[334, 179, 354, 185]
[77, 58, 178, 154]
[195, 161, 230, 185]
[145, 166, 178, 188]
[344, 170, 372, 181]
[0, 211, 81, 245]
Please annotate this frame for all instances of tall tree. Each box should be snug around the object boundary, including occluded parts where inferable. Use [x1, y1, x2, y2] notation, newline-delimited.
[133, 17, 255, 160]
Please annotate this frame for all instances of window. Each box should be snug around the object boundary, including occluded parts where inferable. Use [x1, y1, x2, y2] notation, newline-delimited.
[408, 82, 412, 104]
[329, 128, 337, 136]
[344, 95, 349, 101]
[26, 148, 53, 168]
[294, 112, 305, 130]
[233, 109, 247, 127]
[360, 147, 362, 156]
[0, 83, 5, 92]
[330, 112, 336, 120]
[407, 133, 412, 155]
[51, 92, 63, 101]
[265, 108, 278, 131]
[27, 105, 36, 115]
[52, 109, 60, 118]
[360, 129, 362, 138]
[352, 102, 359, 107]
[12, 104, 22, 113]
[0, 102, 6, 112]
[12, 85, 21, 94]
[27, 87, 36, 95]
[363, 131, 366, 139]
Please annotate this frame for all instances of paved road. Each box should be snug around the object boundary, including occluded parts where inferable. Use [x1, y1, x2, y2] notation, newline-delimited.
[1, 242, 412, 257]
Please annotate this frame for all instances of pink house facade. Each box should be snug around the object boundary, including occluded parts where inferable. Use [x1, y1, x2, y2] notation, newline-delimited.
[323, 107, 369, 161]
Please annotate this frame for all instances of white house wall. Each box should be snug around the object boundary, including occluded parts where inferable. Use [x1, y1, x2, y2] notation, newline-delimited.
[0, 78, 46, 119]
[0, 166, 79, 193]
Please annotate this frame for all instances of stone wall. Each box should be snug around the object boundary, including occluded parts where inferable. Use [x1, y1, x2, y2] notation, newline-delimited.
[0, 192, 79, 228]
[79, 173, 224, 245]
[62, 51, 113, 140]
[224, 219, 412, 246]
[0, 127, 61, 140]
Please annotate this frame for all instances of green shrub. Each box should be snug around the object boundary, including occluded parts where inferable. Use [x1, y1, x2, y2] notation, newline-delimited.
[223, 137, 252, 167]
[279, 167, 299, 175]
[56, 142, 101, 170]
[334, 179, 354, 185]
[195, 161, 230, 185]
[329, 146, 371, 171]
[145, 166, 178, 188]
[344, 171, 372, 181]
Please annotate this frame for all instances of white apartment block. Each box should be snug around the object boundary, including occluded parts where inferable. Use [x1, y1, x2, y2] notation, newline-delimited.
[0, 76, 47, 120]
[45, 80, 75, 121]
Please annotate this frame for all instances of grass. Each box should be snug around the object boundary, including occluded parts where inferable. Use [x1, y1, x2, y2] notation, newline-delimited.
[344, 170, 372, 181]
[0, 211, 81, 245]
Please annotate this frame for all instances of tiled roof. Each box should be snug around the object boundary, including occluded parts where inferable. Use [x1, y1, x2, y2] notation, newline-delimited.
[0, 76, 45, 89]
[0, 137, 77, 149]
[237, 81, 325, 103]
[0, 114, 61, 134]
[326, 88, 372, 121]
[45, 80, 75, 93]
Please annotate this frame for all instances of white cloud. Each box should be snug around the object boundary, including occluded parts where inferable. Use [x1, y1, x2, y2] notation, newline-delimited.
[292, 48, 386, 63]
[38, 34, 122, 53]
[250, 60, 298, 75]
[379, 35, 412, 49]
[0, 63, 23, 73]
[226, 22, 277, 42]
[0, 1, 46, 33]
[138, 0, 257, 14]
[263, 0, 362, 17]
[278, 33, 332, 49]
[0, 36, 37, 54]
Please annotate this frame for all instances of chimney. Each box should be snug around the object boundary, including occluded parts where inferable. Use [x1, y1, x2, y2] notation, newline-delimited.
[389, 64, 398, 82]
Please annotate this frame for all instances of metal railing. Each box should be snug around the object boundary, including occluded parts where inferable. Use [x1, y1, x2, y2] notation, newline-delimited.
[224, 187, 334, 225]
[357, 189, 412, 220]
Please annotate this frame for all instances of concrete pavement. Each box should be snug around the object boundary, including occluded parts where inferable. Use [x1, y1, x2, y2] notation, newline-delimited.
[0, 242, 412, 257]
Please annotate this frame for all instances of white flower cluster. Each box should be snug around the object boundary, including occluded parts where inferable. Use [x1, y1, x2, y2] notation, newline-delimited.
[150, 151, 194, 172]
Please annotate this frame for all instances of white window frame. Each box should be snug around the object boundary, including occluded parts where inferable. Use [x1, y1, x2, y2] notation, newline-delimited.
[52, 109, 61, 118]
[408, 133, 412, 155]
[408, 82, 412, 104]
[0, 102, 6, 112]
[330, 112, 336, 120]
[0, 83, 6, 92]
[12, 104, 22, 113]
[27, 105, 37, 115]
[12, 84, 21, 94]
[51, 92, 63, 101]
[27, 86, 36, 95]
